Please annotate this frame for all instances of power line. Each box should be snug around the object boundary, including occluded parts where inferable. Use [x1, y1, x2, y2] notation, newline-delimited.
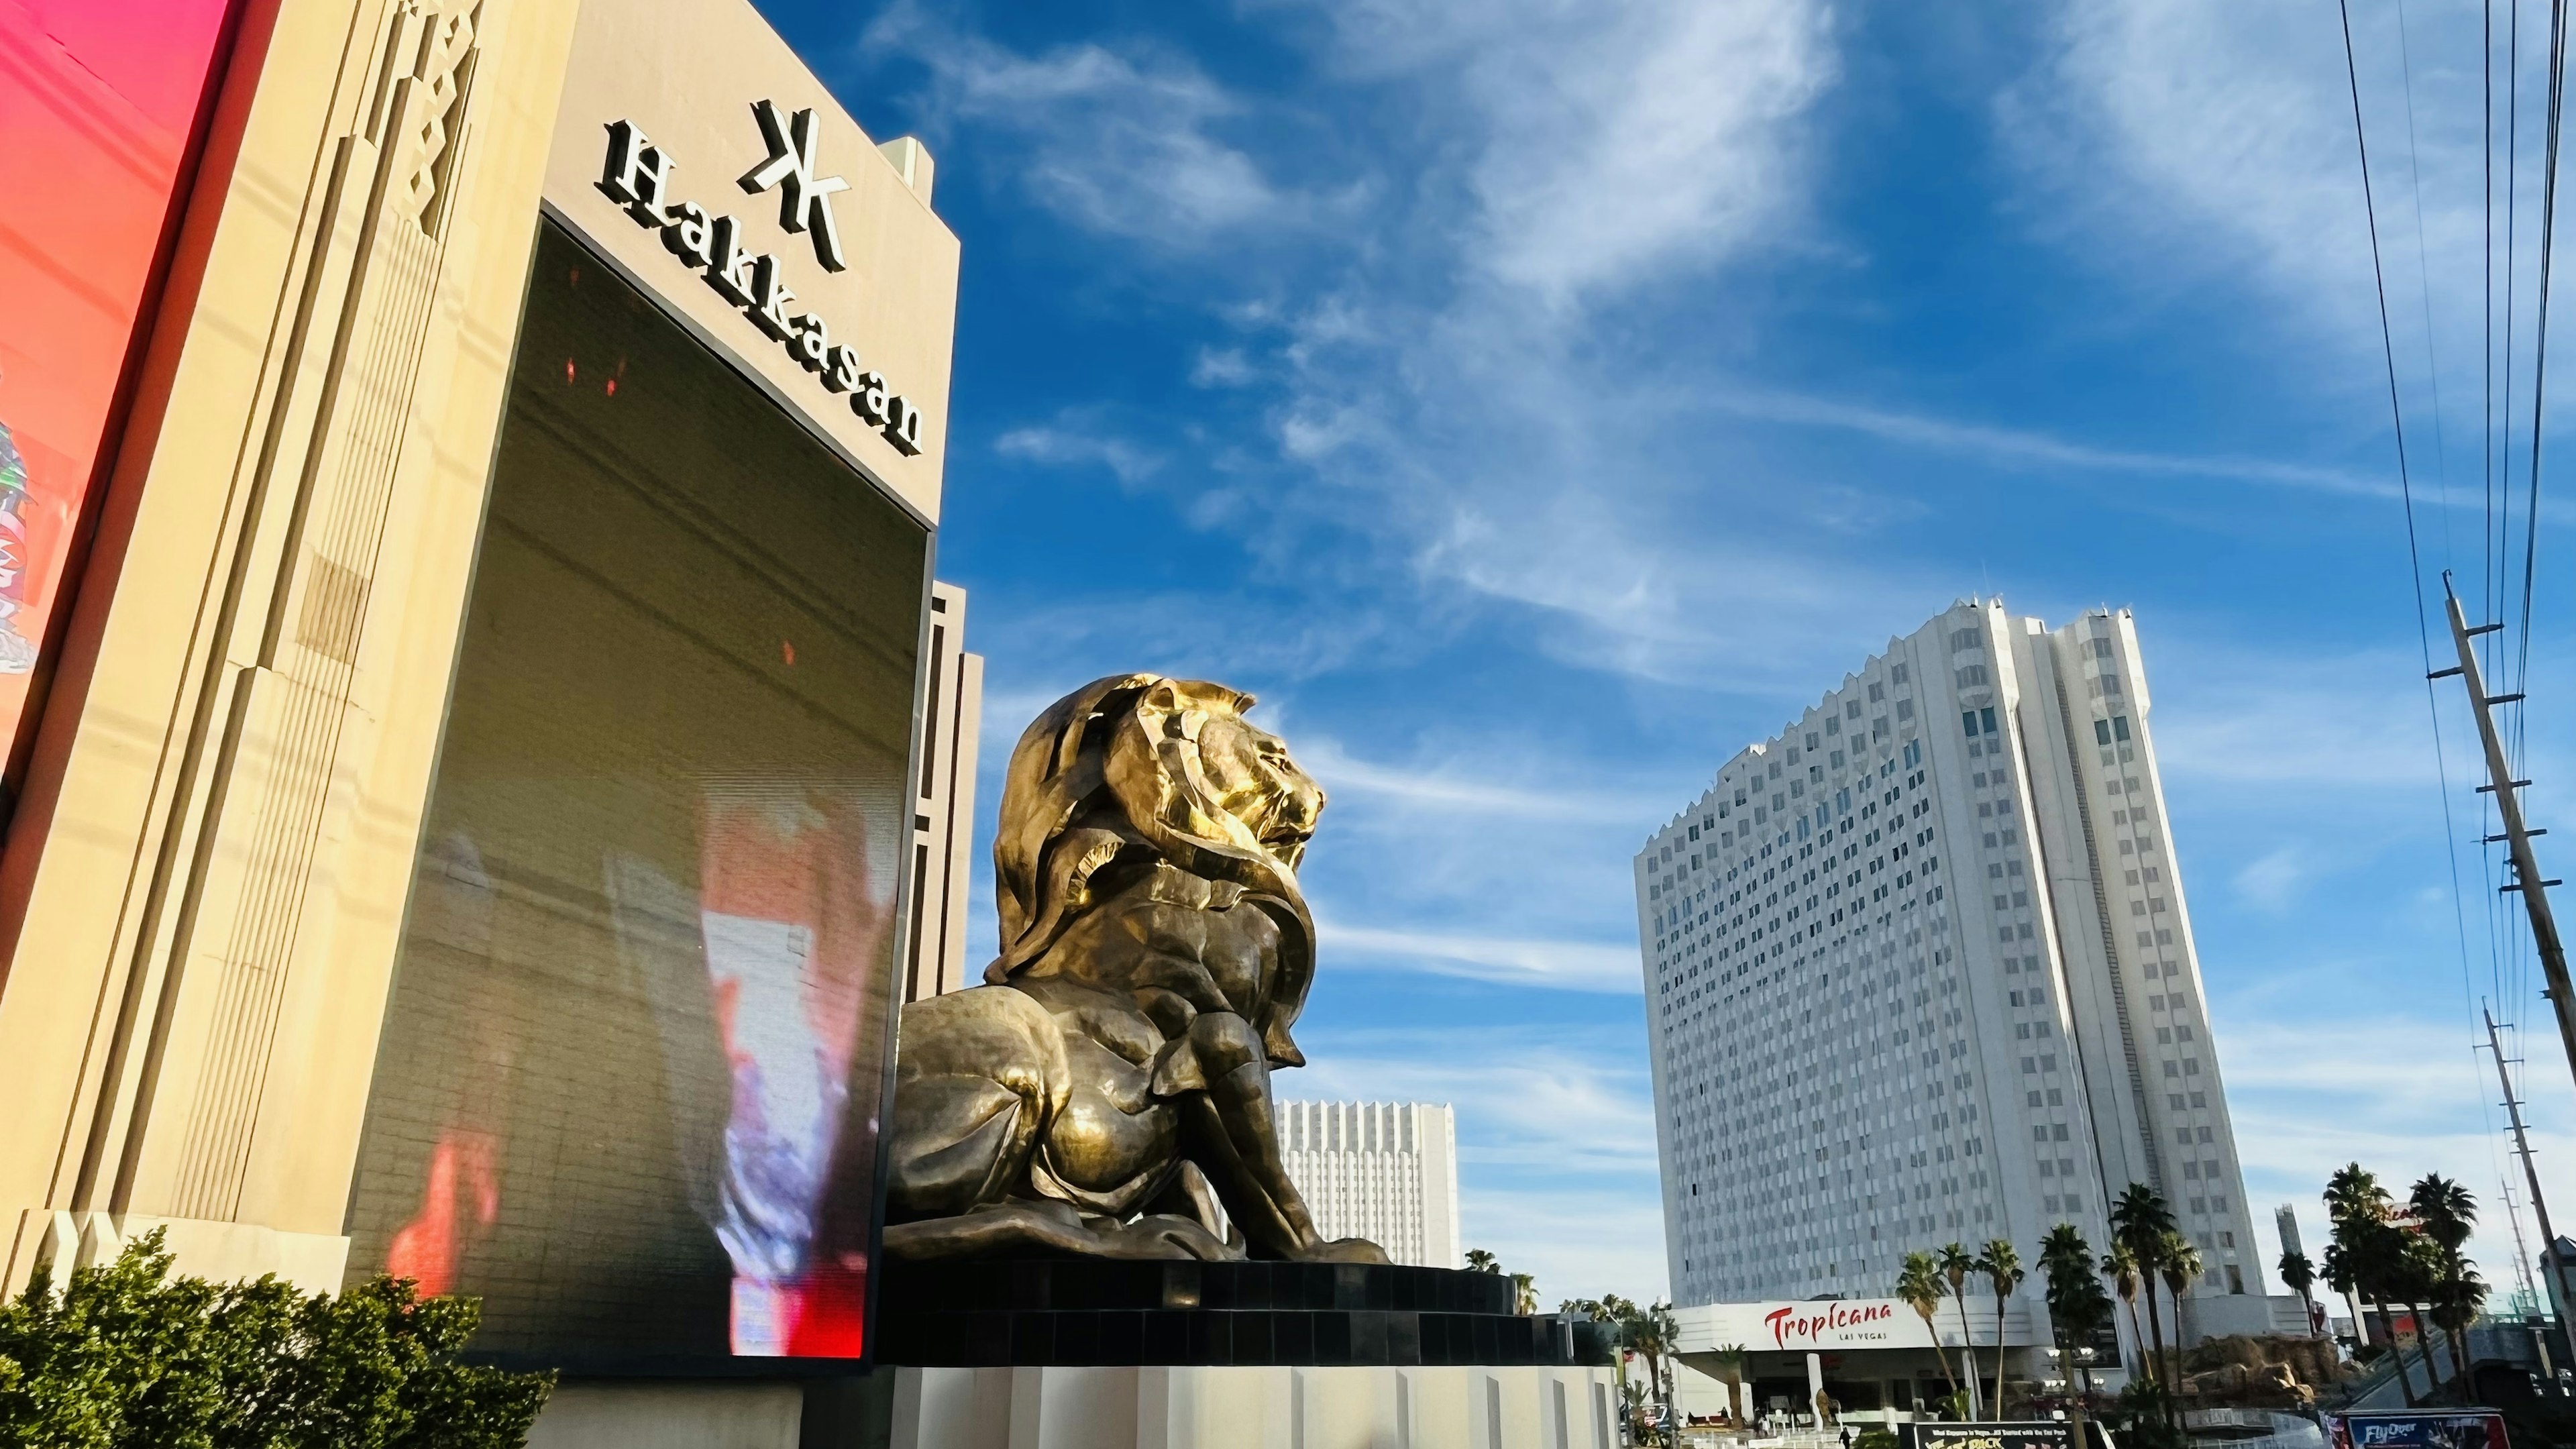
[2519, 0, 2572, 703]
[2343, 1, 2496, 1081]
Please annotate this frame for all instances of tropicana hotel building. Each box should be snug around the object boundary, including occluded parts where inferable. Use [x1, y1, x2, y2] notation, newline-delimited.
[0, 0, 983, 1438]
[1635, 601, 2302, 1368]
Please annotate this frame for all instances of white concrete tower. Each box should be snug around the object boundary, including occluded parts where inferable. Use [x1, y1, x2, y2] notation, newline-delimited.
[1637, 600, 2265, 1338]
[1277, 1101, 1462, 1270]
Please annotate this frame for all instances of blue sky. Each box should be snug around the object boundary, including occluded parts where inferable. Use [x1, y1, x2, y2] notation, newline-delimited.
[755, 0, 2576, 1307]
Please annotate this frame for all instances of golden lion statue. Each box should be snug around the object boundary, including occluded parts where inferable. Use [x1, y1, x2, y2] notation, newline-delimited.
[881, 674, 1387, 1263]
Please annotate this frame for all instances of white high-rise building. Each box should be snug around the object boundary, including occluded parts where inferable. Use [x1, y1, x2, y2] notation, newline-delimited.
[1279, 1101, 1462, 1269]
[1637, 600, 2265, 1334]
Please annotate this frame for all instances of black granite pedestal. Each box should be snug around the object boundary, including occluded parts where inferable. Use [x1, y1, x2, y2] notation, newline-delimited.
[874, 1258, 1612, 1369]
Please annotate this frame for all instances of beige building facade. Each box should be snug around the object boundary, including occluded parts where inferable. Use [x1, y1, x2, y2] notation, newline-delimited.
[904, 581, 983, 1004]
[0, 0, 961, 1386]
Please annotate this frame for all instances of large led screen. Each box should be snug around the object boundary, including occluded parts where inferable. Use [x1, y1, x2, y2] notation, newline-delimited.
[0, 0, 235, 777]
[344, 221, 928, 1364]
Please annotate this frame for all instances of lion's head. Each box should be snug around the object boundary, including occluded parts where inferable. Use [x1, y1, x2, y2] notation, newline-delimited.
[983, 676, 1323, 1062]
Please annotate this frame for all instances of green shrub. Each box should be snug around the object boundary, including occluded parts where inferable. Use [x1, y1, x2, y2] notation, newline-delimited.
[1854, 1428, 1901, 1449]
[0, 1229, 552, 1448]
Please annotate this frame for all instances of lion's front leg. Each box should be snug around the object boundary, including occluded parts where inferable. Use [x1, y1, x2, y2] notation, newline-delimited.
[1173, 1012, 1386, 1264]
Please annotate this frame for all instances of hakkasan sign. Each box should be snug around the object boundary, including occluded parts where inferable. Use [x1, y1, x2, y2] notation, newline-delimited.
[1704, 1299, 1937, 1351]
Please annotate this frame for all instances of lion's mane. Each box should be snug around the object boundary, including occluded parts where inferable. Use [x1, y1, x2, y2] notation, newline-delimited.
[982, 674, 1316, 1066]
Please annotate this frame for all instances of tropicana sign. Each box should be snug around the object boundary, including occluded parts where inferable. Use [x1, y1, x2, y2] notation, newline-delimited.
[1763, 1300, 1901, 1349]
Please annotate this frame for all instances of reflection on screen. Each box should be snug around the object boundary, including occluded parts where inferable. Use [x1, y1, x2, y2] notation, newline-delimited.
[345, 221, 926, 1364]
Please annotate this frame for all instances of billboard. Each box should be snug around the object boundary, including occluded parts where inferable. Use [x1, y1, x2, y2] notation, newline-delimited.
[2322, 1413, 2510, 1449]
[0, 0, 235, 775]
[343, 221, 928, 1364]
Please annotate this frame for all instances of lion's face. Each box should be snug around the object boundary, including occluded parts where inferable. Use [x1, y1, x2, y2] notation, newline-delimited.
[1191, 710, 1324, 873]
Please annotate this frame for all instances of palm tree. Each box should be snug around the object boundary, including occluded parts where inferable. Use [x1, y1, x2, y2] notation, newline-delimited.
[2322, 1239, 2364, 1352]
[1901, 1250, 1964, 1408]
[1510, 1272, 1538, 1316]
[1465, 1248, 1501, 1274]
[1642, 1300, 1680, 1438]
[2391, 1230, 2449, 1397]
[1715, 1343, 1751, 1425]
[2110, 1185, 2178, 1406]
[2042, 1224, 2112, 1444]
[1980, 1238, 2025, 1414]
[2103, 1239, 2149, 1385]
[2158, 1230, 2204, 1399]
[2430, 1265, 2489, 1393]
[2358, 1229, 2420, 1405]
[2410, 1174, 2478, 1385]
[2278, 1248, 2320, 1337]
[1619, 1299, 1667, 1446]
[1941, 1242, 1984, 1415]
[2327, 1167, 2418, 1408]
[1573, 1295, 1644, 1432]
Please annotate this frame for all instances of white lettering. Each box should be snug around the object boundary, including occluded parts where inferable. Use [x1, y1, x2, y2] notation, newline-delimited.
[748, 254, 798, 340]
[661, 200, 713, 268]
[791, 314, 830, 373]
[704, 213, 755, 307]
[823, 343, 861, 393]
[601, 116, 929, 464]
[599, 120, 674, 224]
[738, 99, 849, 272]
[883, 394, 923, 455]
[851, 370, 890, 427]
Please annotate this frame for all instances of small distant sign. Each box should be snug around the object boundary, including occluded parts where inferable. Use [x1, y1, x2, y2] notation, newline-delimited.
[1907, 1424, 2080, 1449]
[2322, 1411, 2508, 1449]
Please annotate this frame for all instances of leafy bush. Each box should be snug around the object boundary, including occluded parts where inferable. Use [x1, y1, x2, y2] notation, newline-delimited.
[0, 1230, 552, 1448]
[1854, 1428, 1901, 1449]
[2102, 1380, 2188, 1449]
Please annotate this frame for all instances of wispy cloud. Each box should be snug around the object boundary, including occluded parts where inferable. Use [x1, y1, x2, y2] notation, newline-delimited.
[1708, 388, 2403, 502]
[1320, 919, 1641, 992]
[863, 4, 1297, 244]
[2218, 1012, 2565, 1289]
[1297, 736, 1669, 823]
[1306, 0, 1839, 305]
[2232, 845, 2310, 912]
[1290, 1023, 1668, 1301]
[994, 423, 1164, 484]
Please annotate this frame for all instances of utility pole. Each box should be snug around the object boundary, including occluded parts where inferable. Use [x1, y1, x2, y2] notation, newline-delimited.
[2505, 1181, 2542, 1313]
[2434, 578, 2576, 1093]
[2485, 1004, 2575, 1335]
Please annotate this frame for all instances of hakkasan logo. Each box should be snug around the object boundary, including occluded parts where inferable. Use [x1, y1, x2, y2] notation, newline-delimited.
[1764, 1300, 1899, 1348]
[597, 103, 926, 458]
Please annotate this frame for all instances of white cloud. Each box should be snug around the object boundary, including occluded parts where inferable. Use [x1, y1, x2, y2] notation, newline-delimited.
[1290, 1030, 1662, 1175]
[1320, 918, 1642, 992]
[1296, 736, 1668, 823]
[1190, 347, 1255, 387]
[1309, 0, 1839, 305]
[2218, 1011, 2569, 1295]
[1707, 388, 2404, 502]
[2233, 844, 2310, 912]
[865, 5, 1291, 243]
[2002, 0, 2503, 434]
[994, 423, 1164, 484]
[2145, 640, 2444, 792]
[1289, 1025, 1670, 1301]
